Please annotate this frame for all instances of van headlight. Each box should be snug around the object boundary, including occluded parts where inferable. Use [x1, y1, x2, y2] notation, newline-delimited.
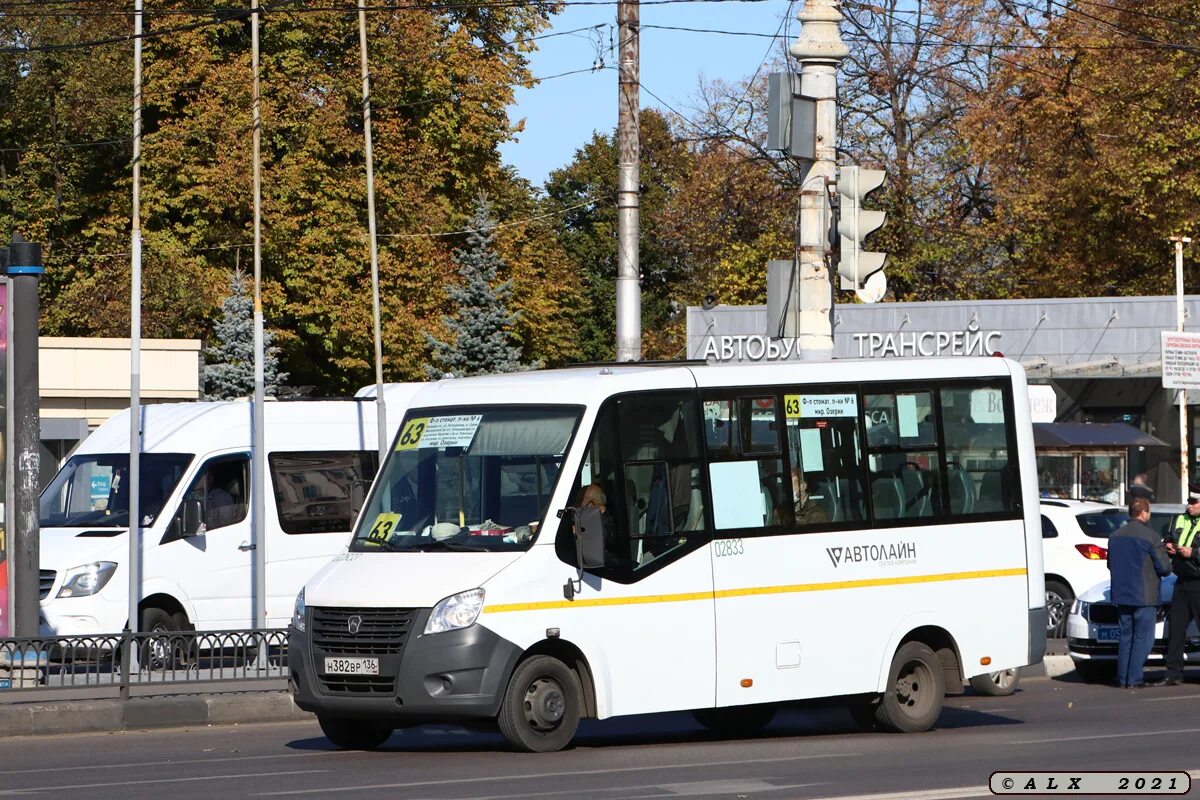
[293, 588, 306, 632]
[424, 588, 485, 634]
[56, 562, 117, 598]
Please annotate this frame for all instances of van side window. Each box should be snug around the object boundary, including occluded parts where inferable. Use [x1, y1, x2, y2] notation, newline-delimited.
[782, 391, 867, 527]
[556, 392, 706, 581]
[702, 396, 785, 531]
[940, 385, 1017, 516]
[270, 451, 380, 535]
[863, 390, 943, 522]
[173, 454, 250, 534]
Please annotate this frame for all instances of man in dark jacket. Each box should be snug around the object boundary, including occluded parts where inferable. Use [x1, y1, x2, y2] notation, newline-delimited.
[1107, 497, 1171, 688]
[1161, 485, 1200, 685]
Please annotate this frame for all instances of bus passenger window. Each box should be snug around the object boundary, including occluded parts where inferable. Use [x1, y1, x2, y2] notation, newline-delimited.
[941, 385, 1017, 516]
[783, 391, 866, 526]
[863, 390, 943, 522]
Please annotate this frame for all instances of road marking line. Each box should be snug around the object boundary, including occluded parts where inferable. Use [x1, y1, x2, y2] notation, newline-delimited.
[1011, 726, 1200, 745]
[1144, 693, 1200, 702]
[0, 769, 328, 795]
[255, 754, 859, 796]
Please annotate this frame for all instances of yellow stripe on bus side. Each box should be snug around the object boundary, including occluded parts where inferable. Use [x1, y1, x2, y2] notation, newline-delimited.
[481, 567, 1027, 615]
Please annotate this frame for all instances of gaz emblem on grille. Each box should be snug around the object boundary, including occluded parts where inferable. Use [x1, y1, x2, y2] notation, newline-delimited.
[347, 615, 362, 635]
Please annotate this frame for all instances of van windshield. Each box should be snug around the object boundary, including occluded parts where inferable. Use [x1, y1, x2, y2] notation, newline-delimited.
[351, 406, 581, 553]
[39, 453, 194, 528]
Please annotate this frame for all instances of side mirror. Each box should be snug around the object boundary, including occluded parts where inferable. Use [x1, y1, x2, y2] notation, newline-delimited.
[182, 499, 204, 537]
[574, 506, 605, 570]
[350, 480, 368, 516]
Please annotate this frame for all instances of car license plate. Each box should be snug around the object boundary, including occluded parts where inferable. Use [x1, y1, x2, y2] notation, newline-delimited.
[324, 657, 379, 675]
[1097, 627, 1121, 642]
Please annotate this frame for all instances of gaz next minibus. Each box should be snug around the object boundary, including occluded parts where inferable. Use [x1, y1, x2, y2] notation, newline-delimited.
[38, 384, 420, 637]
[289, 358, 1046, 752]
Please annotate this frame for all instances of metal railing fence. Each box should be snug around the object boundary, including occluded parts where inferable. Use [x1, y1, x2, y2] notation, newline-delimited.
[0, 628, 288, 697]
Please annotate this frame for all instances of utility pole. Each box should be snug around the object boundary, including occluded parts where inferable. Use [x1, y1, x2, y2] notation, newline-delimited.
[7, 234, 43, 637]
[251, 0, 267, 630]
[1174, 235, 1193, 502]
[615, 0, 641, 362]
[358, 1, 387, 462]
[128, 0, 145, 652]
[789, 0, 849, 359]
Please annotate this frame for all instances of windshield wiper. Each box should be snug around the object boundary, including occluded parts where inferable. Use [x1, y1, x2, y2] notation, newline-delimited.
[356, 538, 407, 552]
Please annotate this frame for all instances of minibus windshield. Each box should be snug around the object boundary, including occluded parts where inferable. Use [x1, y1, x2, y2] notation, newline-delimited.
[39, 453, 194, 528]
[352, 406, 581, 553]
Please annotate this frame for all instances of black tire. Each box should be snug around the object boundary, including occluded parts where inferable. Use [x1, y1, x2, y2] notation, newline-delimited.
[497, 655, 583, 753]
[1074, 660, 1116, 683]
[969, 668, 1021, 697]
[318, 716, 393, 750]
[875, 641, 945, 733]
[1045, 580, 1073, 639]
[692, 704, 776, 737]
[846, 697, 881, 731]
[139, 607, 182, 671]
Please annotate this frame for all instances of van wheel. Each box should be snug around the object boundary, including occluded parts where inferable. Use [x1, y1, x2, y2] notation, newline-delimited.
[692, 704, 776, 737]
[1045, 580, 1073, 638]
[875, 641, 944, 733]
[318, 716, 393, 750]
[969, 668, 1021, 696]
[497, 655, 582, 753]
[139, 607, 182, 671]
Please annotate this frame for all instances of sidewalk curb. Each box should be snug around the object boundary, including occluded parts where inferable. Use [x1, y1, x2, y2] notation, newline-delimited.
[1022, 654, 1074, 679]
[0, 691, 313, 738]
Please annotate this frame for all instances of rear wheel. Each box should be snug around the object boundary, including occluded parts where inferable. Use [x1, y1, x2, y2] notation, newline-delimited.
[1074, 660, 1116, 683]
[1045, 580, 1073, 639]
[317, 716, 393, 750]
[969, 668, 1021, 697]
[497, 655, 582, 752]
[875, 641, 944, 733]
[692, 704, 776, 737]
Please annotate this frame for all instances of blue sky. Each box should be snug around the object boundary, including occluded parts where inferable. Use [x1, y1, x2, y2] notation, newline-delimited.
[500, 1, 797, 188]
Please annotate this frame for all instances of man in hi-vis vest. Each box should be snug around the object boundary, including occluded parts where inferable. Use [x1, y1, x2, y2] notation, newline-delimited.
[1161, 486, 1200, 685]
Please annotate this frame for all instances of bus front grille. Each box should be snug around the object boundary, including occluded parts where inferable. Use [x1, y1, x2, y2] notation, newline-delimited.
[310, 607, 418, 656]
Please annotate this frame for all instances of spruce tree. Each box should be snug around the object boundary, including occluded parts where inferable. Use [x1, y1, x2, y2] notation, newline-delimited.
[426, 197, 531, 377]
[204, 270, 288, 399]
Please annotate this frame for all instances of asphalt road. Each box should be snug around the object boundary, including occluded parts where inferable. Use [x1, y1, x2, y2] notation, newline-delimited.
[2, 673, 1199, 800]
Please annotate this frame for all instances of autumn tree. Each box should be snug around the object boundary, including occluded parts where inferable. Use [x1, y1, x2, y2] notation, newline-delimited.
[960, 0, 1200, 296]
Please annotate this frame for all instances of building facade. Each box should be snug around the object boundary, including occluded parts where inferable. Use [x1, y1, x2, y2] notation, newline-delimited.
[688, 295, 1193, 503]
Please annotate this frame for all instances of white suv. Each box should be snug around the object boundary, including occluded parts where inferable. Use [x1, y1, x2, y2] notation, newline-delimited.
[1040, 499, 1130, 637]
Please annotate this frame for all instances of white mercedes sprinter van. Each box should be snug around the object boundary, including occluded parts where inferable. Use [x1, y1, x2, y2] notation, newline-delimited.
[37, 384, 421, 637]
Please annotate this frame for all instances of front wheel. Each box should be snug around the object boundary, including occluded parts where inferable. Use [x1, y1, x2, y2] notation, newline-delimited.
[317, 716, 393, 750]
[874, 641, 945, 733]
[497, 655, 583, 753]
[969, 668, 1020, 697]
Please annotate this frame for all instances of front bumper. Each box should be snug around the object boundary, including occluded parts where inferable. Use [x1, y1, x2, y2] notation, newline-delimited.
[288, 608, 522, 724]
[1068, 637, 1200, 663]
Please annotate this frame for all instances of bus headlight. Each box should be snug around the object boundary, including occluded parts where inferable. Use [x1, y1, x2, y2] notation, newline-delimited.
[425, 588, 485, 634]
[293, 588, 306, 632]
[57, 562, 118, 598]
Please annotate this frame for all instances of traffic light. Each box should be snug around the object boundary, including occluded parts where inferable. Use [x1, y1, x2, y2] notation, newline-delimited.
[836, 166, 887, 302]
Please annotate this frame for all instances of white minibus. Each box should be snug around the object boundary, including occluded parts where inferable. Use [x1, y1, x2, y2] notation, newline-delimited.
[290, 359, 1045, 751]
[37, 384, 420, 637]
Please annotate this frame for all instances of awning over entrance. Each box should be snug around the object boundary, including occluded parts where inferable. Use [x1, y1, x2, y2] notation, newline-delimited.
[1033, 422, 1168, 448]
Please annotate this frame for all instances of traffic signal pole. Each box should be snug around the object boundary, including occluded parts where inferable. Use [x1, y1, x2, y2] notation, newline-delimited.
[789, 0, 848, 359]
